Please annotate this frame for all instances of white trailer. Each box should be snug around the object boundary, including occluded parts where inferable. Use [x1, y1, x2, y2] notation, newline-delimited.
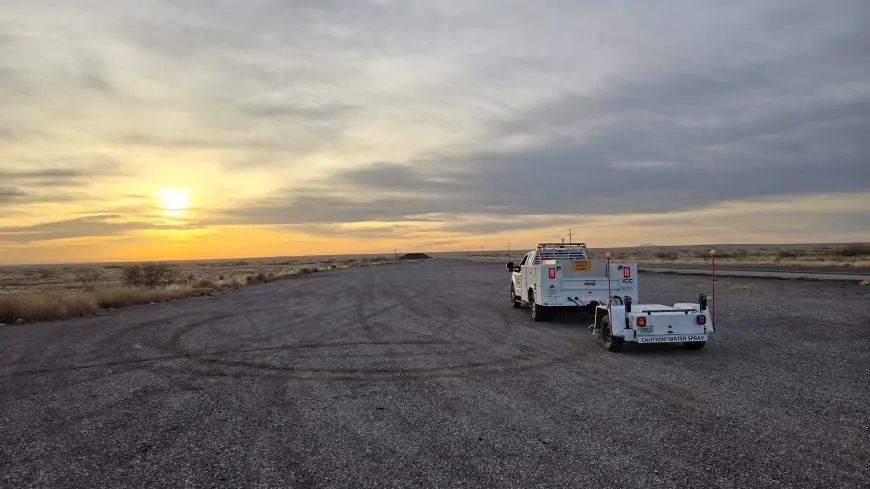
[591, 293, 714, 351]
[506, 243, 638, 321]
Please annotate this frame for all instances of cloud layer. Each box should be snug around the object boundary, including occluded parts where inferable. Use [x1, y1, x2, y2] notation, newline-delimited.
[1, 0, 869, 261]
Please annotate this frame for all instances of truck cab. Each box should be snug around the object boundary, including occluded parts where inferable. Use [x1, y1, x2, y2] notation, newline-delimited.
[507, 243, 638, 321]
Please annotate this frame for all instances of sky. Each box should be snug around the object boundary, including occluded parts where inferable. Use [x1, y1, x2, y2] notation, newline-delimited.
[1, 0, 869, 264]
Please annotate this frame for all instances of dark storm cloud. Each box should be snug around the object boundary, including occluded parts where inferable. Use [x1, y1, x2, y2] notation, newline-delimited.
[0, 215, 199, 243]
[0, 163, 128, 206]
[0, 186, 28, 203]
[218, 85, 870, 225]
[209, 0, 870, 227]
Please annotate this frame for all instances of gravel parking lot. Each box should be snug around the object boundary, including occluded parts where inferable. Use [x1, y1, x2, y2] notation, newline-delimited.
[2, 259, 868, 488]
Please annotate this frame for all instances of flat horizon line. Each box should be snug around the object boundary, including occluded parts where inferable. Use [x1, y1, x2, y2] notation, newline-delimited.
[2, 240, 868, 267]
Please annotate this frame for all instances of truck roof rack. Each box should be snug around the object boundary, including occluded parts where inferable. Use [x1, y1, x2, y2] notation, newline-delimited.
[534, 242, 588, 263]
[537, 242, 587, 248]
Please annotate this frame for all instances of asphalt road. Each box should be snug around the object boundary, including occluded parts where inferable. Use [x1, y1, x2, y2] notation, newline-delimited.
[640, 262, 870, 273]
[638, 263, 870, 281]
[2, 260, 869, 488]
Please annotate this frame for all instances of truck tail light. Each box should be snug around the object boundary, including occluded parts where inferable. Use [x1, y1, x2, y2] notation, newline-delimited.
[548, 268, 556, 279]
[696, 315, 706, 325]
[623, 267, 631, 278]
[636, 317, 647, 327]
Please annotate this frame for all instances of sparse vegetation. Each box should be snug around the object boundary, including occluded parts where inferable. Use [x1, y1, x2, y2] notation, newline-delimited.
[653, 249, 678, 260]
[74, 269, 102, 291]
[833, 243, 870, 257]
[121, 262, 181, 289]
[0, 255, 392, 324]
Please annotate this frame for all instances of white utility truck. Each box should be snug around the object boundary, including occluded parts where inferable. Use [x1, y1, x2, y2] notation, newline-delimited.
[507, 243, 715, 351]
[506, 242, 638, 321]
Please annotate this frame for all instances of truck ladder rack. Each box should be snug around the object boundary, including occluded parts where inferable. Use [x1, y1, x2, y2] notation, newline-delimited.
[534, 242, 589, 264]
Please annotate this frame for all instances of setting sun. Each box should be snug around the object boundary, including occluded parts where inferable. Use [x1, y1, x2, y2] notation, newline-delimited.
[157, 188, 190, 216]
[157, 188, 190, 210]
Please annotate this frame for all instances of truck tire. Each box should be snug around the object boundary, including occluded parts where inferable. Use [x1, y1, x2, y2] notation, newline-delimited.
[510, 284, 521, 308]
[684, 341, 706, 350]
[529, 291, 549, 322]
[599, 316, 623, 352]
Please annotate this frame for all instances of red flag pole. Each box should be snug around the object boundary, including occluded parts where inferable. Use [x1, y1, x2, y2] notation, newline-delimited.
[606, 251, 613, 337]
[605, 251, 612, 310]
[711, 248, 716, 325]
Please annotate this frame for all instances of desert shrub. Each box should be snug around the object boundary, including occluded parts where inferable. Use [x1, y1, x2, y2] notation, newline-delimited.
[776, 250, 799, 259]
[74, 268, 102, 291]
[121, 262, 181, 288]
[37, 268, 56, 280]
[246, 273, 269, 285]
[653, 249, 678, 260]
[833, 243, 870, 257]
[197, 278, 216, 289]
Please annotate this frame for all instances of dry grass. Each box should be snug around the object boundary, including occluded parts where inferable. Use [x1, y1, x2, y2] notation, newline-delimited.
[0, 284, 225, 324]
[0, 255, 393, 324]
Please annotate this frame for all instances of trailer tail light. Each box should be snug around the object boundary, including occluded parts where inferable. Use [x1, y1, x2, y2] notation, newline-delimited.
[623, 267, 631, 278]
[696, 315, 706, 325]
[636, 317, 647, 327]
[548, 268, 556, 280]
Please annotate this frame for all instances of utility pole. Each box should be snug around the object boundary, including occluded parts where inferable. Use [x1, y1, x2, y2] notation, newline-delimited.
[394, 249, 397, 261]
[568, 228, 573, 244]
[508, 242, 511, 257]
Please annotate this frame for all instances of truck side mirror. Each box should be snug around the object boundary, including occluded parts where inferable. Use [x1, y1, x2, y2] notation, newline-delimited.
[506, 261, 514, 271]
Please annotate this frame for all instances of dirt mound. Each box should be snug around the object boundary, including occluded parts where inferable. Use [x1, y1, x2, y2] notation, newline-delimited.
[400, 253, 431, 260]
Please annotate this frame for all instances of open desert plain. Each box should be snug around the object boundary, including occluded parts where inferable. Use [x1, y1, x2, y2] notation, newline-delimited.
[2, 250, 870, 488]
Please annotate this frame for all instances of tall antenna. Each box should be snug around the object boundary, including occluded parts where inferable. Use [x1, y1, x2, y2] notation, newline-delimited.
[568, 228, 573, 244]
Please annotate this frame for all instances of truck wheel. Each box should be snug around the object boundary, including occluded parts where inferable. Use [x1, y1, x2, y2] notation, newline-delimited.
[599, 316, 623, 352]
[510, 285, 521, 308]
[684, 341, 706, 350]
[529, 292, 548, 322]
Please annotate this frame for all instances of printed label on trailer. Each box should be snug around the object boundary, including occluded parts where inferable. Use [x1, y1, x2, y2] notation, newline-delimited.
[637, 334, 706, 343]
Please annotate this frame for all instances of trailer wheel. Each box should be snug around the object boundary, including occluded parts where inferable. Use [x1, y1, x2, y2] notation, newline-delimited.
[510, 284, 521, 308]
[599, 316, 623, 352]
[529, 292, 549, 322]
[684, 341, 706, 350]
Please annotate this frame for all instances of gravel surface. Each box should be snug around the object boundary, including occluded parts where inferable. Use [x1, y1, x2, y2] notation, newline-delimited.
[2, 259, 869, 488]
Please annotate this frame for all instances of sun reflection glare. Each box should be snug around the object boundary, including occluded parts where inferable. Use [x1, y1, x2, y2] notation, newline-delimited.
[156, 188, 190, 217]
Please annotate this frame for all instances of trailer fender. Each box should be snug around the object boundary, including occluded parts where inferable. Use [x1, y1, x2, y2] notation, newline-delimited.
[595, 305, 627, 337]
